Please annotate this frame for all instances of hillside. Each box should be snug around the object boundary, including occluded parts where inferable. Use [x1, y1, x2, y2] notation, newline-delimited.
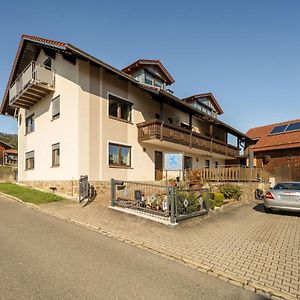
[0, 132, 18, 149]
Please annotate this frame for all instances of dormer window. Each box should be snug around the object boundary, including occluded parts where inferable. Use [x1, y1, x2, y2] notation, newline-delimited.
[154, 79, 162, 88]
[122, 59, 175, 90]
[145, 73, 153, 85]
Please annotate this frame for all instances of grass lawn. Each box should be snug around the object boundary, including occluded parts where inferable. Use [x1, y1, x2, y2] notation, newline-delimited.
[0, 183, 65, 205]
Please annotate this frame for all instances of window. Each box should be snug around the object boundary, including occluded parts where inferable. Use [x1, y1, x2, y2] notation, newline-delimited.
[167, 117, 173, 124]
[154, 79, 162, 88]
[44, 57, 52, 68]
[52, 96, 60, 120]
[108, 94, 132, 122]
[205, 159, 210, 168]
[25, 151, 34, 170]
[145, 73, 153, 85]
[109, 143, 131, 167]
[215, 161, 219, 168]
[155, 113, 160, 119]
[52, 143, 60, 167]
[25, 114, 34, 134]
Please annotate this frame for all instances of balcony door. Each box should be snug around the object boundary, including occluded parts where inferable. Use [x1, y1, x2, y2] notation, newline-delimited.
[155, 151, 163, 181]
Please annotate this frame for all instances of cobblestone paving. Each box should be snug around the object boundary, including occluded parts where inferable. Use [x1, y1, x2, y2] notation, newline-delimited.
[42, 197, 300, 300]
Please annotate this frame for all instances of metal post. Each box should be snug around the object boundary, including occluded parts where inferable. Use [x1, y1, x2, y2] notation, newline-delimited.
[111, 178, 116, 207]
[205, 189, 210, 212]
[169, 186, 175, 224]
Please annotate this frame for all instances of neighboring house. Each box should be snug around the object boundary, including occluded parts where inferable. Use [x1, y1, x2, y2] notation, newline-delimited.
[246, 119, 300, 182]
[3, 149, 18, 166]
[0, 34, 249, 194]
[0, 140, 13, 165]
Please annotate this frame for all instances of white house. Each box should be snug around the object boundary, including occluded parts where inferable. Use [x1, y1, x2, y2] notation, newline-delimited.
[0, 35, 248, 196]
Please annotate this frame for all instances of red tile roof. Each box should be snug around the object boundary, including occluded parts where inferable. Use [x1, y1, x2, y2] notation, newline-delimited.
[4, 149, 18, 154]
[21, 34, 67, 48]
[246, 119, 300, 152]
[122, 59, 175, 85]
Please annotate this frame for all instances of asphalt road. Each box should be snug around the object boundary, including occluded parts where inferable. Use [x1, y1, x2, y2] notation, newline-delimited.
[0, 197, 268, 300]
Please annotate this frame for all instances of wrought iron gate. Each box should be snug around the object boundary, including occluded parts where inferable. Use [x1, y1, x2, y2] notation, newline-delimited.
[79, 175, 89, 202]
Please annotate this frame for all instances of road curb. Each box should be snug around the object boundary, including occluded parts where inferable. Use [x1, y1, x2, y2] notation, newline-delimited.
[0, 193, 295, 300]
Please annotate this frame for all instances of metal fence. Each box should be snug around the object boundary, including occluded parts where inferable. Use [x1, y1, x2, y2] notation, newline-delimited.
[111, 179, 209, 223]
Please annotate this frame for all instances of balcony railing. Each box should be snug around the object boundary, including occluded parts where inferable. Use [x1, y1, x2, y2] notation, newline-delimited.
[186, 166, 270, 183]
[137, 119, 239, 158]
[9, 61, 55, 109]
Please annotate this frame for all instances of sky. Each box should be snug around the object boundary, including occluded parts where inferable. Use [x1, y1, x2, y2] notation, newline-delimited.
[0, 0, 300, 134]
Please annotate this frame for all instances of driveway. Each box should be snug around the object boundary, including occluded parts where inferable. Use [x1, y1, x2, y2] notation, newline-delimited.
[30, 196, 300, 299]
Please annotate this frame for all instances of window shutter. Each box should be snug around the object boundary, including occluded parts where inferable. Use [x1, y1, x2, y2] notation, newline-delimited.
[52, 143, 60, 151]
[52, 96, 60, 118]
[25, 151, 34, 159]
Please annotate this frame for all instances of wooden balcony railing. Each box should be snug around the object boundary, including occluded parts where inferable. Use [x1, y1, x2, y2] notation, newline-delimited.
[186, 166, 270, 183]
[137, 119, 239, 158]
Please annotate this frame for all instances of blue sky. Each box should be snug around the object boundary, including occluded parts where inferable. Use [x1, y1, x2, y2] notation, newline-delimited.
[1, 0, 300, 134]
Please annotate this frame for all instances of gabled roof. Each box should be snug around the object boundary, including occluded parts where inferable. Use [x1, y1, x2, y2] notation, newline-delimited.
[0, 140, 13, 149]
[182, 93, 224, 115]
[1, 34, 139, 116]
[122, 59, 175, 85]
[246, 119, 300, 152]
[1, 34, 248, 140]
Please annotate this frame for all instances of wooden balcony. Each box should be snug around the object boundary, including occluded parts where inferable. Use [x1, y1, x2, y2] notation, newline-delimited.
[137, 119, 239, 158]
[186, 166, 270, 183]
[9, 61, 55, 109]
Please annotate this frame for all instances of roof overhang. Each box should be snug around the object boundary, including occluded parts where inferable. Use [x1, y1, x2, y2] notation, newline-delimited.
[139, 84, 249, 141]
[122, 59, 175, 85]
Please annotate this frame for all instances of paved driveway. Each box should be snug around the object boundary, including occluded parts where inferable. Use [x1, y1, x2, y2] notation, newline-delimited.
[40, 197, 300, 299]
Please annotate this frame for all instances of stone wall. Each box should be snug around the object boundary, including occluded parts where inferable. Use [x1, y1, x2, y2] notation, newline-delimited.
[0, 166, 16, 183]
[18, 180, 112, 199]
[206, 182, 271, 202]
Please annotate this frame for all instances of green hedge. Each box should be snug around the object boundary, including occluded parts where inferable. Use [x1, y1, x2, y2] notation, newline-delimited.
[219, 185, 242, 200]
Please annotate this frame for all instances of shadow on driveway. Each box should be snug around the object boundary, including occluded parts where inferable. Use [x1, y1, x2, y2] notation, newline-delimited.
[253, 202, 300, 217]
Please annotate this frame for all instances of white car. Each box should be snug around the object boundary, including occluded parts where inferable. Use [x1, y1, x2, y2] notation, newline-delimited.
[264, 182, 300, 213]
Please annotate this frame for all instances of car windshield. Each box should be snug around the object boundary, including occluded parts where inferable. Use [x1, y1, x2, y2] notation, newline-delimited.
[274, 183, 300, 190]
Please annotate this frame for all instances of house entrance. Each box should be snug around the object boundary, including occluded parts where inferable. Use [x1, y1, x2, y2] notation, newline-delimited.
[155, 151, 163, 181]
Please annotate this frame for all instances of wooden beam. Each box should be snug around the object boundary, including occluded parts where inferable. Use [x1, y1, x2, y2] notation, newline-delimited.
[189, 113, 193, 131]
[160, 101, 165, 121]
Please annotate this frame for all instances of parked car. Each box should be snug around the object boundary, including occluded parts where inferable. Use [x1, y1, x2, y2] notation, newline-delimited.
[264, 182, 300, 213]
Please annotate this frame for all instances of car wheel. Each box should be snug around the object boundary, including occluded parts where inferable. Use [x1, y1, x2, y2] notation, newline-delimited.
[264, 205, 272, 213]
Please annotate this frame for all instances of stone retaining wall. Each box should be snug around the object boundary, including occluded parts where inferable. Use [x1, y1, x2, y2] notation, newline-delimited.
[206, 182, 271, 202]
[18, 180, 112, 199]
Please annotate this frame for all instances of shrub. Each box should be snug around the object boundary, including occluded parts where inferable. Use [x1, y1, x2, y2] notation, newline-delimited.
[219, 185, 242, 200]
[176, 191, 200, 214]
[211, 192, 225, 207]
[208, 199, 215, 210]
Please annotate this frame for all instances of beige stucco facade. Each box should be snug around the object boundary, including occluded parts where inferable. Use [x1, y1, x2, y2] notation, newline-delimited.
[17, 50, 232, 186]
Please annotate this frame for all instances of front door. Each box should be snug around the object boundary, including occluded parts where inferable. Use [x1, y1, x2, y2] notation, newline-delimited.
[184, 156, 192, 170]
[155, 151, 163, 181]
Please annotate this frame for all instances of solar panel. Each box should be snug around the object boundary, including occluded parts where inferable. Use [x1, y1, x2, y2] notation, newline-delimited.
[285, 122, 300, 132]
[269, 124, 288, 135]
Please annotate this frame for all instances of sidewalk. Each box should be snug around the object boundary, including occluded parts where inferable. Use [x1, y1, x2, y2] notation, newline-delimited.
[41, 195, 300, 300]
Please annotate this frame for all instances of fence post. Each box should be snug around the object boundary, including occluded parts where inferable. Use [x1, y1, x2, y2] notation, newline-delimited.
[169, 186, 175, 224]
[205, 189, 210, 212]
[111, 178, 116, 207]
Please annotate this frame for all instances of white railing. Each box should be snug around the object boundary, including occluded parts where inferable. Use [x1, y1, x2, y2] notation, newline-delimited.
[9, 61, 55, 103]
